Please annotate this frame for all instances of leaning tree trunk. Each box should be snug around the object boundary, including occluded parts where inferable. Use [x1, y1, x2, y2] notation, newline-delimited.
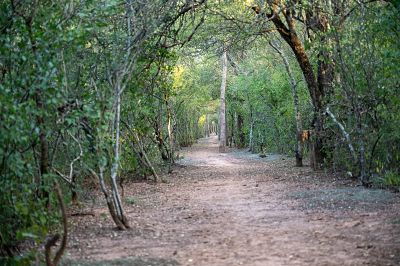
[269, 41, 303, 167]
[219, 48, 228, 153]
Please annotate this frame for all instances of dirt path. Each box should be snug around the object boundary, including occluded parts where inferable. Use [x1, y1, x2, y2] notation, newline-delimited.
[67, 135, 400, 266]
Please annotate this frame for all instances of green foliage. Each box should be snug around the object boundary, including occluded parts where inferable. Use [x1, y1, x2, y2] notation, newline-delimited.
[223, 44, 312, 154]
[172, 55, 218, 147]
[328, 2, 400, 176]
[382, 172, 400, 187]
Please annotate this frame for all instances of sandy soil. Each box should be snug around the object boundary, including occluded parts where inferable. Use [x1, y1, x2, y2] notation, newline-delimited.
[65, 135, 400, 266]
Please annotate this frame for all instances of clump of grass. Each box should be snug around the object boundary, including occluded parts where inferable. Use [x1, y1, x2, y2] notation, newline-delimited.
[382, 171, 400, 186]
[125, 196, 137, 205]
[374, 171, 400, 187]
[100, 212, 108, 219]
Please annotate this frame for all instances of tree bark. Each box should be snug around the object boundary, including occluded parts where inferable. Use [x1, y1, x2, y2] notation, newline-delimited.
[219, 48, 228, 153]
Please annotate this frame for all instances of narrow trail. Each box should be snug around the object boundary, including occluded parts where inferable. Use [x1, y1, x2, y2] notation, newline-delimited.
[68, 136, 400, 266]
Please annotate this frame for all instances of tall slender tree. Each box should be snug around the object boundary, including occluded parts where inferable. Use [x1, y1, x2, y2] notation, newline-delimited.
[219, 47, 228, 153]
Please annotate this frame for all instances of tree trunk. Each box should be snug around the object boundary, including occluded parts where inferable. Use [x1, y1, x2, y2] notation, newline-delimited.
[155, 100, 169, 161]
[268, 6, 328, 169]
[28, 17, 50, 205]
[237, 113, 245, 148]
[249, 120, 254, 152]
[229, 111, 235, 147]
[356, 106, 369, 186]
[71, 173, 78, 205]
[165, 93, 175, 165]
[36, 95, 50, 204]
[205, 114, 210, 137]
[269, 41, 303, 167]
[248, 97, 254, 152]
[92, 80, 130, 230]
[219, 49, 228, 153]
[45, 181, 67, 266]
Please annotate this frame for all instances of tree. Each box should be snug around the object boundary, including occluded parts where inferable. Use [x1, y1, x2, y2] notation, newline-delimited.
[219, 47, 228, 152]
[250, 0, 333, 169]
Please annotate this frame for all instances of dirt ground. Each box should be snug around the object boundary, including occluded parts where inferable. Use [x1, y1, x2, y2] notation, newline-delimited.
[65, 135, 400, 266]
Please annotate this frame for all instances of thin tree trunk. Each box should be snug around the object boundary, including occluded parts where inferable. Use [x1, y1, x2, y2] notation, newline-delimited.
[356, 106, 368, 186]
[205, 114, 210, 137]
[45, 181, 67, 266]
[165, 94, 174, 165]
[37, 96, 50, 204]
[249, 120, 254, 152]
[219, 48, 228, 153]
[237, 113, 245, 148]
[247, 94, 254, 152]
[90, 168, 126, 230]
[229, 111, 235, 147]
[155, 100, 169, 160]
[108, 81, 130, 229]
[269, 41, 303, 166]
